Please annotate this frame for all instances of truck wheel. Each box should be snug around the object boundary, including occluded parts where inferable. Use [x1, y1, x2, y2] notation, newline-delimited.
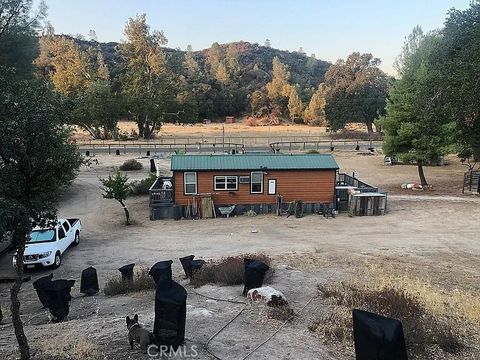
[72, 232, 80, 246]
[53, 252, 62, 269]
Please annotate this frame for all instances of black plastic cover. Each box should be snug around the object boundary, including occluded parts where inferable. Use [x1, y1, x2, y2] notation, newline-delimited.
[118, 263, 135, 281]
[352, 309, 408, 360]
[149, 260, 173, 285]
[80, 266, 99, 295]
[243, 259, 269, 295]
[32, 273, 54, 308]
[44, 279, 75, 322]
[154, 279, 187, 348]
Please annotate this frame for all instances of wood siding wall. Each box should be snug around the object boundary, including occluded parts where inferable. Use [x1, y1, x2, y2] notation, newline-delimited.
[173, 170, 336, 206]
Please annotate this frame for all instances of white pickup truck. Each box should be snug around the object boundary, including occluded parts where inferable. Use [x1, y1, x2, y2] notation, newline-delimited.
[13, 218, 81, 269]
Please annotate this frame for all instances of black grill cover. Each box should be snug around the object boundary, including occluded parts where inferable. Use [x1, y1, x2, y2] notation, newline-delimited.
[149, 260, 173, 285]
[179, 255, 205, 278]
[80, 266, 99, 295]
[243, 259, 269, 295]
[118, 263, 135, 281]
[32, 273, 53, 308]
[150, 159, 157, 173]
[154, 279, 187, 349]
[353, 309, 408, 360]
[44, 279, 75, 322]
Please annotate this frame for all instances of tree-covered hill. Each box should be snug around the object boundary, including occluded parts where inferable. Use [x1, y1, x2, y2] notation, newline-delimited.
[65, 36, 330, 103]
[36, 16, 387, 139]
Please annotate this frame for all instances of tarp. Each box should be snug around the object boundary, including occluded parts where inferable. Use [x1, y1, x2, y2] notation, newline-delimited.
[179, 255, 205, 278]
[353, 309, 408, 360]
[80, 266, 99, 295]
[118, 263, 135, 281]
[32, 273, 53, 308]
[44, 279, 75, 322]
[154, 279, 187, 348]
[149, 260, 173, 285]
[243, 259, 269, 295]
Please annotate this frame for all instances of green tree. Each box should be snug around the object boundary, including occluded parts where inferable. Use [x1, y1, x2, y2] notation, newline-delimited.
[324, 52, 389, 133]
[119, 14, 176, 139]
[100, 172, 131, 225]
[380, 30, 452, 186]
[36, 35, 94, 95]
[288, 86, 303, 123]
[304, 83, 327, 124]
[440, 2, 480, 160]
[36, 34, 120, 139]
[73, 80, 121, 139]
[0, 0, 46, 78]
[0, 72, 82, 359]
[250, 89, 270, 116]
[266, 56, 291, 99]
[1, 2, 81, 359]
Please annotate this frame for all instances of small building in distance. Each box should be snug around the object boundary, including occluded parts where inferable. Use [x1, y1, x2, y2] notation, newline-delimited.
[150, 153, 339, 219]
[225, 116, 235, 124]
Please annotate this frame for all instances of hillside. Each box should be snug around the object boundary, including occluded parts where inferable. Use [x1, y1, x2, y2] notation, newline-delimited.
[65, 36, 330, 118]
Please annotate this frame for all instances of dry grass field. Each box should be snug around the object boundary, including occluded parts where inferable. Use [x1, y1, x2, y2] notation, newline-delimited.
[0, 150, 479, 359]
[73, 120, 336, 142]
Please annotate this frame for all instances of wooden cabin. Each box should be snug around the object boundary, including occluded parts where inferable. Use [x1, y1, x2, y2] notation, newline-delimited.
[150, 154, 339, 219]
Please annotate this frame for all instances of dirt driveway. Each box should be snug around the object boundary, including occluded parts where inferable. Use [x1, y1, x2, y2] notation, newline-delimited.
[1, 153, 479, 359]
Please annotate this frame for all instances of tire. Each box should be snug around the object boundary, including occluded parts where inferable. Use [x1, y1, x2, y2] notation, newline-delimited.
[72, 231, 80, 247]
[53, 251, 62, 269]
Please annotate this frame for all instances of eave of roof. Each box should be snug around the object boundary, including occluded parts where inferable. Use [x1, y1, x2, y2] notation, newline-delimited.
[170, 154, 339, 171]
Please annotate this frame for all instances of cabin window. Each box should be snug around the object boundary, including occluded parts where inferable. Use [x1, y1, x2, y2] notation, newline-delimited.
[184, 172, 197, 195]
[214, 176, 238, 191]
[251, 172, 263, 193]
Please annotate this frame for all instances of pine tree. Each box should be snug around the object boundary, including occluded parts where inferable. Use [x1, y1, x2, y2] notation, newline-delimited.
[380, 30, 452, 185]
[304, 84, 326, 124]
[288, 87, 303, 124]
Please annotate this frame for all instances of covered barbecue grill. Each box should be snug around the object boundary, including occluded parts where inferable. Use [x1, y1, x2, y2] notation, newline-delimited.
[149, 260, 173, 285]
[154, 279, 187, 349]
[44, 279, 75, 322]
[179, 255, 205, 278]
[80, 266, 99, 295]
[243, 259, 269, 295]
[353, 309, 408, 360]
[118, 263, 135, 281]
[33, 273, 53, 308]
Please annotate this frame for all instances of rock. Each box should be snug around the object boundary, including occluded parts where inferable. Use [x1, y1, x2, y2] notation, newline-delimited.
[247, 286, 288, 306]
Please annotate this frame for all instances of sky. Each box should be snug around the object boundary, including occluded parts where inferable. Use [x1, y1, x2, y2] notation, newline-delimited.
[38, 0, 471, 75]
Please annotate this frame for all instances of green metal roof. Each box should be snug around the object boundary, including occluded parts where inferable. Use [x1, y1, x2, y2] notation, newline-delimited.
[171, 154, 339, 171]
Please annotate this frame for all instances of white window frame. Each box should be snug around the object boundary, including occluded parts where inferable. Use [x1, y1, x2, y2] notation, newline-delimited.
[250, 171, 264, 194]
[214, 176, 238, 191]
[184, 172, 197, 195]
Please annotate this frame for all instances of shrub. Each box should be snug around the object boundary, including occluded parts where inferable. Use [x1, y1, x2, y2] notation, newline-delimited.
[191, 253, 273, 288]
[306, 149, 319, 154]
[243, 209, 257, 217]
[245, 117, 258, 127]
[267, 304, 295, 322]
[309, 118, 324, 127]
[330, 129, 383, 140]
[37, 334, 104, 360]
[129, 174, 157, 195]
[104, 266, 155, 296]
[119, 159, 143, 171]
[311, 276, 472, 357]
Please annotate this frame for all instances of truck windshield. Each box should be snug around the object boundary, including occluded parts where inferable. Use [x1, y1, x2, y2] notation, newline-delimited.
[28, 230, 56, 243]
